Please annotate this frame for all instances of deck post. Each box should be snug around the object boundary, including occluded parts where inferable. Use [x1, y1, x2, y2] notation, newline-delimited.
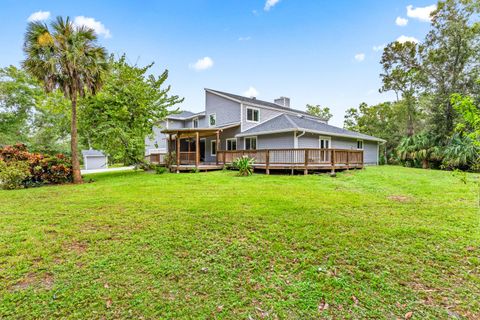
[167, 134, 171, 166]
[266, 150, 270, 175]
[304, 149, 309, 175]
[346, 151, 350, 170]
[330, 149, 336, 175]
[216, 131, 220, 165]
[195, 131, 200, 169]
[176, 132, 181, 173]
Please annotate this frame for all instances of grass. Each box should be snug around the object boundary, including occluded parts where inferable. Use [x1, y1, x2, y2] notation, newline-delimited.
[0, 166, 479, 319]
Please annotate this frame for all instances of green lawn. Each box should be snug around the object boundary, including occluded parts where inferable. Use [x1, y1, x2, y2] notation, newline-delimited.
[0, 166, 479, 319]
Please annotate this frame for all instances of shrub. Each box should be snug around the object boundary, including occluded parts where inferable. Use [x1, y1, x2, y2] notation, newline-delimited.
[233, 156, 255, 176]
[0, 144, 72, 187]
[155, 166, 168, 174]
[0, 160, 32, 190]
[163, 152, 176, 167]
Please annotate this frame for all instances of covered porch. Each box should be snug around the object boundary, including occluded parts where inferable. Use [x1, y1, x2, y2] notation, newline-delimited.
[162, 128, 223, 172]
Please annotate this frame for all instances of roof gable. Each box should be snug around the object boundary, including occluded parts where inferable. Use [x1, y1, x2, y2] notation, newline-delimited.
[205, 89, 327, 121]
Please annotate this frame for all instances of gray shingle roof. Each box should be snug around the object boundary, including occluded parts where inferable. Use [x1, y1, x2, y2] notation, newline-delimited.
[82, 149, 106, 157]
[206, 89, 326, 120]
[237, 114, 385, 142]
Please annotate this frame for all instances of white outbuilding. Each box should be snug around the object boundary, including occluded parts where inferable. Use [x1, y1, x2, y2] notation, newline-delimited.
[81, 149, 108, 170]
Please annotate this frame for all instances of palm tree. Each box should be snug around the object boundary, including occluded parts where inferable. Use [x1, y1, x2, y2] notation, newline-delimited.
[22, 17, 108, 183]
[396, 133, 441, 169]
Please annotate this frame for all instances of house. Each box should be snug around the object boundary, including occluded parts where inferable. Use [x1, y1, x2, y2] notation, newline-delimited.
[145, 89, 385, 173]
[82, 149, 108, 170]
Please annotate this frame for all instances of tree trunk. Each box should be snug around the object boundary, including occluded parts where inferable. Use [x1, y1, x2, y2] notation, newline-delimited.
[422, 159, 429, 169]
[71, 95, 82, 184]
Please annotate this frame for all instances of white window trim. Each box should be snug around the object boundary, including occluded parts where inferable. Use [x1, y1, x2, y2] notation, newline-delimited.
[210, 140, 217, 156]
[246, 107, 260, 123]
[357, 139, 364, 150]
[318, 136, 331, 149]
[244, 136, 258, 150]
[192, 117, 199, 128]
[226, 138, 237, 151]
[208, 113, 216, 127]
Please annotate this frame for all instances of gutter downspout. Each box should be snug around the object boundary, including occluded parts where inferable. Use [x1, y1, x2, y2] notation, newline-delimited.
[294, 130, 306, 149]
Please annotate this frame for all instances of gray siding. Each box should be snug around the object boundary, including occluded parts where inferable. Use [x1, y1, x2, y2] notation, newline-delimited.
[258, 132, 295, 149]
[204, 126, 241, 162]
[364, 141, 379, 165]
[297, 132, 320, 148]
[84, 156, 107, 170]
[145, 121, 168, 154]
[241, 104, 283, 131]
[205, 92, 241, 126]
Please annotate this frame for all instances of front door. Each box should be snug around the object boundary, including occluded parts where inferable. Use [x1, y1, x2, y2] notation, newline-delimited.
[319, 136, 331, 162]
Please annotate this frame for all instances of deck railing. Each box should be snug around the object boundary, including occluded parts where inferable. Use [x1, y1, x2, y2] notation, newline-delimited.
[217, 148, 363, 171]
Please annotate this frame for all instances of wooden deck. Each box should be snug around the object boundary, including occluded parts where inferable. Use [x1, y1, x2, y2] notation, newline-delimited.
[217, 148, 363, 174]
[149, 148, 364, 174]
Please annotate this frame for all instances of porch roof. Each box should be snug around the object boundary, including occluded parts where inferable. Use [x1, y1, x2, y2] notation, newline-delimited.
[161, 128, 222, 138]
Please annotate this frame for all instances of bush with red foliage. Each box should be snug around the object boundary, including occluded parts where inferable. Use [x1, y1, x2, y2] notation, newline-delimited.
[0, 144, 72, 186]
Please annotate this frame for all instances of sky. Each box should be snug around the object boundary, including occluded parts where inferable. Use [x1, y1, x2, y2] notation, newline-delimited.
[0, 0, 437, 127]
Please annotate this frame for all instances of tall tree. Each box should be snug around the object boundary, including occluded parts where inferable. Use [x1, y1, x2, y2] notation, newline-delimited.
[306, 104, 333, 121]
[380, 41, 424, 136]
[22, 16, 108, 183]
[422, 0, 480, 138]
[0, 66, 39, 145]
[80, 55, 183, 165]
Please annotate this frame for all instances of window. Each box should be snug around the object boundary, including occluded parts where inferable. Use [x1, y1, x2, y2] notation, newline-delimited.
[357, 140, 363, 150]
[319, 136, 331, 149]
[211, 140, 217, 156]
[226, 138, 237, 151]
[246, 107, 259, 122]
[193, 117, 199, 128]
[245, 137, 257, 150]
[209, 114, 216, 127]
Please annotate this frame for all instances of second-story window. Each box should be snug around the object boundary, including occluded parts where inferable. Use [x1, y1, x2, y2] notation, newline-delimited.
[193, 118, 199, 128]
[246, 107, 259, 122]
[209, 114, 216, 127]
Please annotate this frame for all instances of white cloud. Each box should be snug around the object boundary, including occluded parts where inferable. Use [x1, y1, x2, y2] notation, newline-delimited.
[244, 86, 259, 97]
[73, 16, 111, 38]
[27, 11, 50, 22]
[238, 36, 251, 41]
[372, 44, 386, 52]
[406, 4, 437, 22]
[354, 53, 365, 62]
[189, 57, 214, 71]
[396, 35, 419, 43]
[264, 0, 280, 11]
[252, 9, 259, 16]
[395, 16, 408, 26]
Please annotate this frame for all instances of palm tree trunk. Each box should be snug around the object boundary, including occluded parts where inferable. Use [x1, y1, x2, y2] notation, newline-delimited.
[422, 159, 429, 169]
[71, 95, 82, 184]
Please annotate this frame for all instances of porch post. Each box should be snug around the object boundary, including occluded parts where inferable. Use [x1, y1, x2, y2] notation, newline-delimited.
[195, 131, 200, 168]
[167, 134, 171, 164]
[216, 131, 220, 165]
[176, 132, 181, 173]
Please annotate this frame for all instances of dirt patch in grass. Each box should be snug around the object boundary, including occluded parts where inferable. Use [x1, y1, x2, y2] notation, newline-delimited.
[65, 240, 88, 254]
[388, 195, 412, 202]
[11, 272, 54, 291]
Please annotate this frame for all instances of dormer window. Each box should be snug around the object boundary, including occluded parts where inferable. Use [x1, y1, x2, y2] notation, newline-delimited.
[246, 107, 259, 122]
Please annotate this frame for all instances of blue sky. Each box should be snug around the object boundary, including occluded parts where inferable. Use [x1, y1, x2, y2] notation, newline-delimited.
[0, 0, 436, 126]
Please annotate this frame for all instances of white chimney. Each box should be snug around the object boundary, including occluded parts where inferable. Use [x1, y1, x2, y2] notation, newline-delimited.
[274, 97, 290, 108]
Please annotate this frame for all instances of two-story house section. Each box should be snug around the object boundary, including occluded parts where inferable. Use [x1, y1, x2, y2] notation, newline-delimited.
[146, 88, 385, 170]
